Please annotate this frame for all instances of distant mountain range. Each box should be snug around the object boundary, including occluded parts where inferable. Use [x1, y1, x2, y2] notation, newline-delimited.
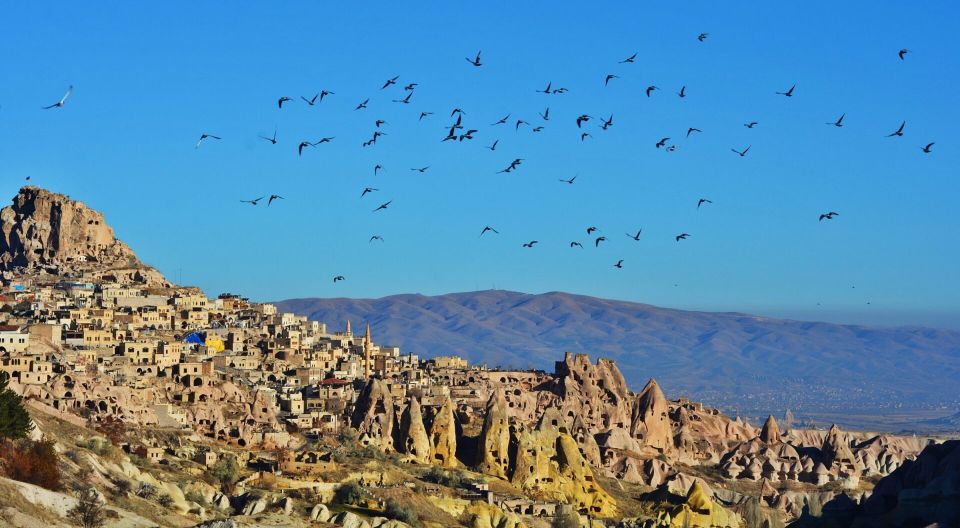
[275, 290, 960, 423]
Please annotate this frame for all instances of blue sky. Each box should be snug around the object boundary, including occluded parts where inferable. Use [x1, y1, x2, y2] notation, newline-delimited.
[1, 2, 958, 329]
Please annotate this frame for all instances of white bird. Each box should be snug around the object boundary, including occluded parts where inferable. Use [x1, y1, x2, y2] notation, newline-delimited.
[43, 85, 73, 109]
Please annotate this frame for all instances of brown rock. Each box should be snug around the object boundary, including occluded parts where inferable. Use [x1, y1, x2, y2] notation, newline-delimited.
[477, 390, 511, 477]
[760, 415, 781, 444]
[350, 378, 396, 451]
[428, 397, 459, 467]
[398, 397, 430, 463]
[631, 378, 671, 452]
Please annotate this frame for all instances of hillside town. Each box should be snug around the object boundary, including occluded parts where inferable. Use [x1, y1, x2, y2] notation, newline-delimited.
[0, 187, 957, 528]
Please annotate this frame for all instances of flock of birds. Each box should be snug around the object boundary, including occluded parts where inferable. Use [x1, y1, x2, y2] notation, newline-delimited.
[35, 40, 936, 284]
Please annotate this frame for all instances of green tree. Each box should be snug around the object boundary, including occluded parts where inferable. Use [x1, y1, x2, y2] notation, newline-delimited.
[0, 372, 32, 440]
[333, 482, 365, 506]
[68, 487, 105, 528]
[206, 455, 240, 492]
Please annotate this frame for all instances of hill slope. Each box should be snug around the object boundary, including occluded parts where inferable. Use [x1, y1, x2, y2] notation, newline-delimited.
[275, 290, 960, 420]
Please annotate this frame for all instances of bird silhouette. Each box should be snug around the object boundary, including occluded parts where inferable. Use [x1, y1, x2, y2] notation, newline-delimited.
[333, 275, 345, 283]
[586, 226, 599, 235]
[355, 98, 369, 110]
[480, 226, 499, 237]
[656, 137, 670, 148]
[731, 146, 751, 157]
[899, 48, 909, 60]
[539, 107, 550, 121]
[827, 114, 845, 127]
[595, 236, 607, 247]
[369, 235, 384, 242]
[381, 76, 400, 89]
[576, 114, 592, 128]
[516, 119, 529, 130]
[678, 86, 687, 98]
[240, 196, 264, 206]
[601, 115, 614, 130]
[819, 211, 839, 221]
[404, 83, 417, 91]
[675, 233, 690, 241]
[373, 201, 392, 212]
[298, 141, 312, 156]
[921, 142, 935, 153]
[267, 195, 284, 206]
[776, 84, 796, 97]
[419, 112, 433, 121]
[278, 96, 292, 108]
[522, 241, 538, 248]
[375, 120, 387, 128]
[259, 129, 278, 144]
[319, 90, 334, 102]
[374, 164, 383, 175]
[301, 93, 319, 105]
[620, 52, 637, 63]
[744, 122, 758, 129]
[886, 121, 906, 137]
[195, 133, 221, 149]
[313, 137, 335, 145]
[581, 133, 591, 141]
[42, 85, 73, 109]
[570, 241, 583, 248]
[532, 126, 544, 132]
[614, 260, 624, 269]
[645, 86, 658, 97]
[697, 198, 712, 209]
[466, 51, 482, 67]
[537, 81, 553, 94]
[605, 74, 619, 86]
[687, 127, 701, 137]
[361, 187, 378, 198]
[627, 230, 642, 241]
[559, 175, 577, 185]
[485, 139, 499, 151]
[392, 92, 413, 104]
[697, 33, 708, 42]
[459, 129, 478, 141]
[492, 114, 510, 126]
[410, 166, 430, 173]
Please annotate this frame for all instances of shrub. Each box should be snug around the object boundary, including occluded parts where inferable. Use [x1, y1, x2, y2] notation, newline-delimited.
[185, 490, 208, 507]
[384, 498, 420, 527]
[0, 437, 62, 490]
[113, 478, 133, 495]
[422, 466, 464, 488]
[205, 455, 240, 492]
[157, 494, 174, 508]
[333, 482, 365, 506]
[95, 416, 127, 446]
[552, 511, 580, 528]
[81, 437, 113, 457]
[0, 372, 33, 441]
[68, 487, 106, 528]
[135, 482, 156, 500]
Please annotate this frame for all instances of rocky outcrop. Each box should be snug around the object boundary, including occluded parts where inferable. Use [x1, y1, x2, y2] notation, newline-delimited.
[477, 390, 511, 478]
[760, 415, 780, 444]
[351, 378, 396, 451]
[428, 397, 459, 467]
[0, 187, 140, 270]
[398, 397, 430, 463]
[631, 379, 671, 453]
[669, 480, 739, 528]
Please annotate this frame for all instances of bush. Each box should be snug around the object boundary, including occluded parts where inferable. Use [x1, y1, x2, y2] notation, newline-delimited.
[552, 511, 580, 528]
[68, 487, 105, 528]
[205, 455, 240, 492]
[333, 482, 365, 506]
[81, 437, 113, 457]
[185, 490, 208, 507]
[95, 416, 126, 446]
[384, 498, 420, 527]
[135, 482, 156, 500]
[422, 466, 465, 488]
[0, 437, 62, 490]
[113, 478, 133, 495]
[157, 494, 174, 508]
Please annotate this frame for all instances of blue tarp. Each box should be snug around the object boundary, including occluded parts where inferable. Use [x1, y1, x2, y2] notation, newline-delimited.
[183, 332, 204, 344]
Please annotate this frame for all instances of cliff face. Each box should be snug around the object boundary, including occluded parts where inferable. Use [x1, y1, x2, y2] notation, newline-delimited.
[0, 186, 141, 270]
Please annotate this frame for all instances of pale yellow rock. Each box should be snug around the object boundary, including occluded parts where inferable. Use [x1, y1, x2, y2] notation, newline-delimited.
[670, 480, 740, 528]
[429, 397, 459, 467]
[398, 397, 431, 463]
[477, 390, 511, 478]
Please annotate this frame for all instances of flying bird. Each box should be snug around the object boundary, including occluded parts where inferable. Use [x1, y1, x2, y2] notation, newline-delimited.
[614, 260, 624, 269]
[601, 115, 614, 130]
[539, 107, 550, 121]
[419, 112, 433, 121]
[404, 83, 417, 91]
[645, 86, 658, 97]
[586, 226, 599, 235]
[375, 120, 387, 128]
[677, 86, 687, 98]
[466, 51, 482, 67]
[267, 194, 284, 206]
[559, 175, 576, 185]
[687, 127, 701, 137]
[410, 166, 430, 173]
[570, 241, 583, 248]
[516, 119, 529, 130]
[675, 233, 690, 241]
[898, 48, 909, 60]
[776, 84, 796, 97]
[537, 81, 553, 94]
[298, 141, 312, 156]
[697, 33, 708, 42]
[355, 99, 370, 111]
[374, 164, 383, 175]
[278, 96, 292, 108]
[259, 129, 278, 144]
[620, 52, 637, 64]
[827, 113, 845, 127]
[595, 236, 607, 247]
[333, 275, 345, 283]
[313, 137, 335, 145]
[369, 235, 384, 242]
[819, 211, 839, 221]
[301, 93, 319, 105]
[486, 139, 499, 151]
[532, 126, 544, 132]
[392, 92, 413, 104]
[480, 226, 499, 237]
[240, 196, 264, 206]
[731, 146, 751, 157]
[42, 85, 73, 109]
[319, 90, 334, 102]
[195, 133, 221, 149]
[522, 241, 538, 248]
[381, 76, 400, 89]
[373, 201, 392, 212]
[886, 121, 906, 137]
[361, 187, 378, 198]
[605, 74, 619, 86]
[581, 133, 592, 141]
[921, 142, 935, 153]
[576, 114, 591, 128]
[656, 137, 670, 148]
[697, 198, 712, 209]
[492, 114, 510, 126]
[744, 122, 758, 129]
[627, 230, 642, 241]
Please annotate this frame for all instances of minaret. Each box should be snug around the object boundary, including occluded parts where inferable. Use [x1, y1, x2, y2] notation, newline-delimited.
[345, 320, 352, 337]
[363, 322, 372, 378]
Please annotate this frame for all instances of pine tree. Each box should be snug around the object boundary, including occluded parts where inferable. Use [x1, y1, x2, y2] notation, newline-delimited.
[0, 372, 33, 440]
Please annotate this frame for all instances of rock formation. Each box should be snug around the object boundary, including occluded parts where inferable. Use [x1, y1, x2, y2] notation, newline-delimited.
[631, 378, 671, 453]
[428, 397, 459, 467]
[760, 415, 780, 444]
[398, 397, 430, 463]
[351, 378, 396, 451]
[477, 390, 511, 478]
[668, 480, 739, 528]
